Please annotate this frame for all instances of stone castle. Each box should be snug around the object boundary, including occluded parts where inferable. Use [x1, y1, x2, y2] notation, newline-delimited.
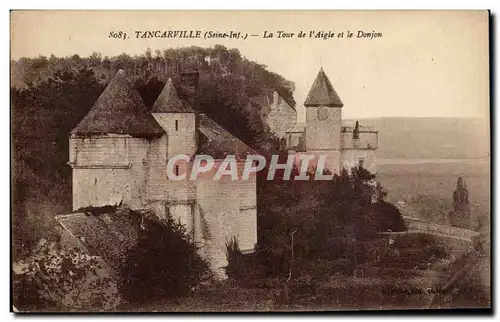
[274, 67, 378, 174]
[58, 67, 378, 276]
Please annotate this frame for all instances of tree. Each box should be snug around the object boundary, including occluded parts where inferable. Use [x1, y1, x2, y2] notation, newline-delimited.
[453, 177, 470, 212]
[351, 199, 406, 244]
[255, 160, 396, 277]
[13, 241, 117, 311]
[118, 213, 210, 303]
[11, 67, 105, 260]
[449, 177, 472, 229]
[88, 52, 102, 67]
[11, 48, 297, 259]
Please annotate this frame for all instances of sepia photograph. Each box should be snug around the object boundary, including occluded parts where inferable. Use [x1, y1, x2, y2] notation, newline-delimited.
[10, 10, 491, 312]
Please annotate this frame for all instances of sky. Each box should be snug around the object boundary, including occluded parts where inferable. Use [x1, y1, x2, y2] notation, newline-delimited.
[10, 10, 489, 121]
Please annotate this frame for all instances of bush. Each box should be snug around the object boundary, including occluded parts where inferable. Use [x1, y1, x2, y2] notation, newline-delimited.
[368, 238, 451, 270]
[13, 241, 117, 311]
[293, 258, 356, 280]
[225, 236, 246, 280]
[224, 237, 273, 289]
[330, 258, 356, 276]
[423, 243, 451, 260]
[13, 269, 48, 310]
[118, 213, 210, 303]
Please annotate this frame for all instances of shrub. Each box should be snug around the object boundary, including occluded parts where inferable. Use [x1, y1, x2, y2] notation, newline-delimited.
[224, 237, 273, 289]
[118, 213, 210, 303]
[256, 166, 391, 277]
[423, 243, 451, 260]
[330, 258, 356, 276]
[225, 236, 246, 280]
[318, 238, 351, 260]
[12, 241, 117, 311]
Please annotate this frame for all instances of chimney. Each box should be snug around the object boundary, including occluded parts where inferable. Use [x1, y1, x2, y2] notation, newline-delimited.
[179, 71, 200, 112]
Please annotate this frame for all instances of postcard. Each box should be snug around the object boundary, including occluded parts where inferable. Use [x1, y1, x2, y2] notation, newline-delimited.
[10, 10, 490, 312]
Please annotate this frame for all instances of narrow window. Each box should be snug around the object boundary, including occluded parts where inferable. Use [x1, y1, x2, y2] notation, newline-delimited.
[175, 165, 180, 176]
[175, 120, 179, 131]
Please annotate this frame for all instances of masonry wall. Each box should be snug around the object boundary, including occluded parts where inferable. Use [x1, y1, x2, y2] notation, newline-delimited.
[267, 92, 297, 138]
[72, 168, 131, 210]
[152, 113, 197, 157]
[144, 158, 257, 278]
[341, 131, 378, 150]
[150, 112, 197, 207]
[147, 162, 196, 200]
[144, 136, 197, 242]
[295, 150, 342, 175]
[286, 132, 303, 150]
[70, 135, 159, 210]
[145, 134, 168, 192]
[127, 137, 155, 209]
[341, 149, 377, 174]
[196, 160, 258, 278]
[305, 106, 341, 151]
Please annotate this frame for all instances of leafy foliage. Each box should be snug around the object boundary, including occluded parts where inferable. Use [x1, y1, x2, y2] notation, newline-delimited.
[11, 47, 294, 258]
[13, 241, 117, 311]
[118, 213, 210, 303]
[255, 163, 397, 277]
[12, 46, 294, 149]
[224, 236, 245, 280]
[368, 236, 452, 270]
[449, 177, 472, 229]
[12, 67, 104, 260]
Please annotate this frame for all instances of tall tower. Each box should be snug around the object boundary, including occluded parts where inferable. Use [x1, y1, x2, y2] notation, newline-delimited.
[151, 78, 197, 231]
[304, 67, 344, 171]
[151, 78, 197, 158]
[69, 70, 165, 210]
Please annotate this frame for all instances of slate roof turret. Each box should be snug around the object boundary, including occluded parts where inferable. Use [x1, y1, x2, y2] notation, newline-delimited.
[304, 67, 344, 107]
[151, 78, 196, 113]
[71, 70, 165, 137]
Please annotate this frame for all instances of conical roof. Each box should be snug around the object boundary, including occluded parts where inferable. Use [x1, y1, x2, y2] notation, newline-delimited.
[151, 78, 196, 113]
[71, 70, 165, 136]
[304, 68, 343, 107]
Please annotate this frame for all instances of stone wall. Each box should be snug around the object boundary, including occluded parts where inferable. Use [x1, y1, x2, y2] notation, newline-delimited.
[195, 160, 257, 277]
[341, 149, 377, 174]
[305, 106, 341, 151]
[70, 135, 159, 210]
[341, 130, 378, 150]
[266, 91, 297, 138]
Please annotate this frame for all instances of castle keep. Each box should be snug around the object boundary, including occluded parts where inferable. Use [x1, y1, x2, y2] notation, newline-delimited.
[67, 70, 257, 277]
[277, 68, 379, 173]
[60, 66, 378, 277]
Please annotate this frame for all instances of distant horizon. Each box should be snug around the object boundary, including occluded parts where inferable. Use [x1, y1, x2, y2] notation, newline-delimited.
[10, 50, 490, 122]
[11, 11, 489, 120]
[10, 48, 490, 121]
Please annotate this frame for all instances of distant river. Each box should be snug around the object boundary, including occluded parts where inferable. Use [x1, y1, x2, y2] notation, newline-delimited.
[377, 158, 490, 166]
